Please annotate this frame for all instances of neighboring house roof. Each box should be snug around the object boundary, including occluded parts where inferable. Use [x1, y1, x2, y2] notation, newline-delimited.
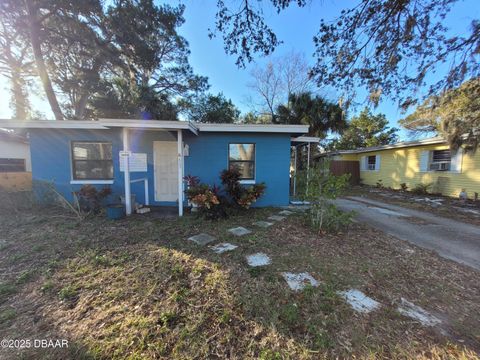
[0, 129, 28, 144]
[0, 119, 309, 135]
[317, 136, 447, 157]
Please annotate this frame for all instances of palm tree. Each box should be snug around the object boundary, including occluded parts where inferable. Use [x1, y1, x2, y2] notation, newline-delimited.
[276, 92, 346, 138]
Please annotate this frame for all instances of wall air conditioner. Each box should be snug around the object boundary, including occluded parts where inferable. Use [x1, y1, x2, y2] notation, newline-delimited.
[429, 161, 450, 171]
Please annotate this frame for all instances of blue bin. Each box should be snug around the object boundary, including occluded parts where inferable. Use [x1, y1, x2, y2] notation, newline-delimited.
[106, 204, 125, 220]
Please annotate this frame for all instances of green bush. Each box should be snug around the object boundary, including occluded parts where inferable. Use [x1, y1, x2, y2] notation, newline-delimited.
[296, 161, 354, 233]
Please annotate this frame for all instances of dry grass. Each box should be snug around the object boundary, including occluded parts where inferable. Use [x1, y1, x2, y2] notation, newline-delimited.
[0, 203, 478, 359]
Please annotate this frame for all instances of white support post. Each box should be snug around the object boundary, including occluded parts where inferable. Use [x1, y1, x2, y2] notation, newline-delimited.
[122, 128, 132, 215]
[177, 129, 184, 216]
[293, 145, 297, 197]
[307, 142, 311, 169]
[144, 179, 149, 206]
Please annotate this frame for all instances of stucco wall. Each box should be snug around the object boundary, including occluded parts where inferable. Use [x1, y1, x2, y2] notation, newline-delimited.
[340, 144, 480, 198]
[29, 129, 292, 207]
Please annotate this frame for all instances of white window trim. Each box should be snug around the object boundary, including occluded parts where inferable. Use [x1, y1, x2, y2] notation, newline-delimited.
[228, 143, 256, 183]
[70, 179, 114, 185]
[70, 140, 114, 183]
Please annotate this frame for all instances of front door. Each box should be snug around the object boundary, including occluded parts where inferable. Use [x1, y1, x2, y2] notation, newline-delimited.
[153, 141, 178, 202]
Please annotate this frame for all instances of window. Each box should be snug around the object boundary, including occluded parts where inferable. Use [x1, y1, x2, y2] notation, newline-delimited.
[228, 143, 255, 180]
[0, 158, 26, 172]
[367, 155, 376, 171]
[429, 150, 451, 171]
[71, 142, 113, 180]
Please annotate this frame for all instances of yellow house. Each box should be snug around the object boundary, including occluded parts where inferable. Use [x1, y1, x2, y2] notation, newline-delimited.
[323, 137, 480, 199]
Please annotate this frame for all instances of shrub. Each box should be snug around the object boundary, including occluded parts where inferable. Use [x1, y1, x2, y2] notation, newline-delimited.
[296, 161, 353, 234]
[74, 185, 112, 213]
[184, 177, 227, 220]
[220, 167, 266, 209]
[400, 182, 408, 192]
[375, 179, 384, 188]
[411, 183, 432, 195]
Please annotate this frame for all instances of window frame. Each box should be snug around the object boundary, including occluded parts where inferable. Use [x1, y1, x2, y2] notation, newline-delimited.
[0, 158, 26, 172]
[367, 155, 376, 171]
[429, 149, 452, 172]
[70, 141, 114, 181]
[228, 143, 256, 181]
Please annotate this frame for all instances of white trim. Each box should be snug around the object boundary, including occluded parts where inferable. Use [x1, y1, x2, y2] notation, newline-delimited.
[0, 119, 108, 129]
[291, 136, 320, 143]
[197, 123, 308, 134]
[122, 128, 132, 216]
[0, 119, 309, 135]
[177, 130, 184, 216]
[319, 137, 447, 157]
[228, 143, 257, 184]
[70, 180, 113, 185]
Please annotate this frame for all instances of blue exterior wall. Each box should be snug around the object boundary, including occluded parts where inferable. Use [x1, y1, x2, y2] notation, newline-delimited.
[29, 129, 292, 207]
[184, 132, 291, 206]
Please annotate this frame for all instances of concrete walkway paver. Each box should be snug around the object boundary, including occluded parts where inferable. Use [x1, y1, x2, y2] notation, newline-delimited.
[253, 221, 274, 228]
[397, 298, 442, 327]
[338, 289, 381, 313]
[268, 215, 285, 222]
[246, 253, 271, 267]
[228, 226, 252, 236]
[282, 272, 319, 291]
[188, 233, 216, 246]
[210, 242, 238, 254]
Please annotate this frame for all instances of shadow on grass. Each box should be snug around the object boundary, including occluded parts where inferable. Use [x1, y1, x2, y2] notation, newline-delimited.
[0, 207, 479, 359]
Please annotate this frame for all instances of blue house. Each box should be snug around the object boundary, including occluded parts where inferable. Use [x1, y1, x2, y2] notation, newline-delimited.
[0, 119, 311, 215]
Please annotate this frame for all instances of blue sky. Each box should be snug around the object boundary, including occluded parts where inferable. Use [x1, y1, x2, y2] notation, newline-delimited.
[0, 0, 478, 140]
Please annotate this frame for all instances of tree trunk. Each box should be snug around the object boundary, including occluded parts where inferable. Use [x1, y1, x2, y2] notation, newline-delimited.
[11, 67, 28, 119]
[25, 0, 63, 120]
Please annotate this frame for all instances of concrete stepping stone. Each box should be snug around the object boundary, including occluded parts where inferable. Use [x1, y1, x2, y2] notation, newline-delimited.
[228, 226, 252, 236]
[397, 298, 441, 327]
[268, 215, 285, 222]
[188, 233, 216, 246]
[246, 253, 271, 267]
[253, 221, 273, 228]
[210, 242, 238, 254]
[278, 210, 294, 216]
[338, 289, 381, 313]
[282, 272, 319, 291]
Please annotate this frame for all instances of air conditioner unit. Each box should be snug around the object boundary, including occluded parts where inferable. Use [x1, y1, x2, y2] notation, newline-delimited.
[429, 161, 450, 171]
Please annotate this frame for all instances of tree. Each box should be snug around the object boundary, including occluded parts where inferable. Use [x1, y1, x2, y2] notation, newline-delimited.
[329, 108, 398, 150]
[1, 0, 207, 120]
[240, 112, 271, 124]
[247, 50, 313, 122]
[0, 1, 33, 119]
[212, 0, 479, 108]
[276, 92, 346, 138]
[399, 78, 480, 151]
[180, 93, 240, 123]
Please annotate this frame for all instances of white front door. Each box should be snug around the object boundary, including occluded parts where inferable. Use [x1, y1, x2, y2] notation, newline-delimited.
[153, 141, 178, 202]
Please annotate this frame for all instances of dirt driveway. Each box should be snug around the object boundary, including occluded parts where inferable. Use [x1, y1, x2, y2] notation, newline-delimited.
[335, 196, 480, 271]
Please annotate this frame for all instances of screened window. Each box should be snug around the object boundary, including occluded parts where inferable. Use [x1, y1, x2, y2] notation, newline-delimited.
[0, 158, 26, 172]
[432, 150, 451, 163]
[228, 143, 255, 180]
[71, 142, 113, 180]
[367, 155, 376, 170]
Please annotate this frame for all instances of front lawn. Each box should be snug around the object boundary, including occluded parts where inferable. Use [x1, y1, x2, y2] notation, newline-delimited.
[0, 203, 479, 359]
